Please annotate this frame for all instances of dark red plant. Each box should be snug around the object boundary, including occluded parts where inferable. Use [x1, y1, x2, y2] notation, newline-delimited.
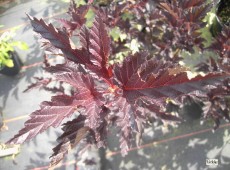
[7, 0, 230, 167]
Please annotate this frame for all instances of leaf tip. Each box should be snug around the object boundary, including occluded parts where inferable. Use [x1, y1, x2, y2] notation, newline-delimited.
[26, 13, 33, 20]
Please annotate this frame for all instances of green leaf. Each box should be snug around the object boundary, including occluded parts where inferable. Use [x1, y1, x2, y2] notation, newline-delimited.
[121, 11, 133, 21]
[85, 8, 95, 27]
[125, 39, 140, 54]
[4, 59, 14, 68]
[109, 27, 127, 42]
[110, 27, 121, 42]
[13, 41, 29, 50]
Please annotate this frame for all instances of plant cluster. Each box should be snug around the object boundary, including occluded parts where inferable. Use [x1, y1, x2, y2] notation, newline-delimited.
[217, 0, 230, 26]
[7, 0, 230, 167]
[0, 28, 28, 69]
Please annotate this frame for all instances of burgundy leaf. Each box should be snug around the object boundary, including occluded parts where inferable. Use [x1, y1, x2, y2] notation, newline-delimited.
[55, 72, 94, 89]
[159, 2, 179, 26]
[28, 15, 71, 50]
[65, 2, 89, 32]
[158, 0, 209, 52]
[114, 54, 228, 103]
[54, 72, 105, 129]
[71, 12, 87, 29]
[8, 72, 103, 145]
[57, 18, 78, 31]
[39, 39, 61, 56]
[79, 95, 103, 130]
[7, 87, 101, 145]
[183, 5, 211, 23]
[78, 26, 92, 64]
[113, 51, 149, 87]
[45, 60, 80, 74]
[139, 98, 182, 122]
[69, 5, 89, 26]
[113, 97, 133, 155]
[28, 15, 89, 65]
[7, 95, 79, 144]
[89, 14, 110, 71]
[50, 115, 90, 166]
[202, 78, 230, 129]
[180, 0, 205, 9]
[209, 27, 230, 73]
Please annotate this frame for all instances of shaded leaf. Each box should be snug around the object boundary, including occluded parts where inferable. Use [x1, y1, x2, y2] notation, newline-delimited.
[180, 0, 205, 9]
[50, 115, 89, 166]
[113, 97, 133, 155]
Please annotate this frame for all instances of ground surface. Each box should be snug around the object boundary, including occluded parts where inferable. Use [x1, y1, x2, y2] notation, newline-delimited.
[0, 0, 230, 170]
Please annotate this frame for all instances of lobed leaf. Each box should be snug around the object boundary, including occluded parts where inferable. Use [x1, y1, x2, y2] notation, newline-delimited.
[113, 51, 148, 87]
[209, 27, 230, 73]
[28, 15, 89, 65]
[203, 78, 230, 129]
[114, 54, 228, 103]
[7, 95, 79, 144]
[8, 72, 103, 144]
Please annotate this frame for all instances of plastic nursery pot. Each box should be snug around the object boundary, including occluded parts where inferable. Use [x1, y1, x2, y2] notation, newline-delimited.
[0, 51, 22, 76]
[210, 0, 230, 37]
[216, 0, 230, 26]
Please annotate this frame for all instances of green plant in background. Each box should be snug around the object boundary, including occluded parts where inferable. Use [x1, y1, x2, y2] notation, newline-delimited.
[0, 27, 28, 69]
[217, 0, 230, 26]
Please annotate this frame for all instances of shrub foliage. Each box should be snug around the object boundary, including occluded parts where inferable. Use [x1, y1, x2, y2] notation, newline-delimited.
[7, 0, 230, 167]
